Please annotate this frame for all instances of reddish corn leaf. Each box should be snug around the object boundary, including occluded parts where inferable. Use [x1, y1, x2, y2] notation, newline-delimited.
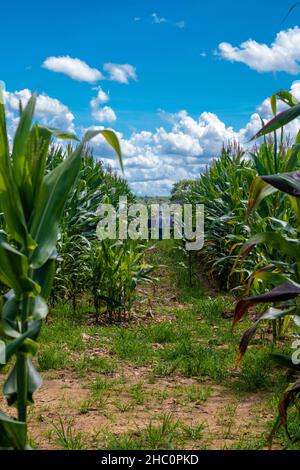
[234, 281, 300, 325]
[262, 171, 300, 197]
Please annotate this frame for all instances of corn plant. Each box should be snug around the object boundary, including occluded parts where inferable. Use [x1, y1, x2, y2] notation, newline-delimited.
[0, 88, 122, 449]
[87, 238, 154, 323]
[233, 89, 300, 443]
[50, 146, 133, 311]
[175, 144, 258, 290]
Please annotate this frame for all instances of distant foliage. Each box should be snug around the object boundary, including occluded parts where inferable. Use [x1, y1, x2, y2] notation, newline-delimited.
[48, 146, 152, 321]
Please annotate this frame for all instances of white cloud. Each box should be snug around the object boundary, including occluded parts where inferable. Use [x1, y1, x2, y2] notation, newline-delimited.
[92, 106, 117, 123]
[88, 110, 238, 195]
[103, 63, 137, 84]
[90, 87, 109, 106]
[88, 80, 300, 195]
[5, 81, 300, 196]
[151, 12, 185, 28]
[90, 87, 116, 123]
[152, 13, 166, 24]
[42, 56, 103, 83]
[218, 27, 300, 74]
[4, 88, 75, 134]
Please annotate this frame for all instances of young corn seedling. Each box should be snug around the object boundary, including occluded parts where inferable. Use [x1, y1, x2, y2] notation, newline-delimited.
[0, 87, 122, 449]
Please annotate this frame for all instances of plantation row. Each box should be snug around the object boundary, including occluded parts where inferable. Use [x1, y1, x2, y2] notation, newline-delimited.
[0, 84, 299, 449]
[171, 91, 300, 444]
[0, 89, 153, 449]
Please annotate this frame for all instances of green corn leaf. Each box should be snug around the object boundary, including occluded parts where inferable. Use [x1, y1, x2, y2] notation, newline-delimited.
[99, 130, 123, 172]
[276, 90, 299, 107]
[26, 125, 51, 205]
[247, 176, 277, 215]
[271, 353, 300, 371]
[29, 141, 84, 268]
[235, 232, 300, 267]
[0, 86, 28, 245]
[4, 357, 42, 406]
[29, 130, 123, 268]
[270, 94, 277, 116]
[2, 296, 20, 338]
[28, 296, 48, 321]
[12, 92, 36, 188]
[284, 144, 300, 172]
[250, 268, 289, 285]
[32, 253, 56, 300]
[0, 410, 27, 449]
[38, 125, 79, 141]
[0, 238, 40, 295]
[0, 321, 42, 370]
[238, 307, 296, 364]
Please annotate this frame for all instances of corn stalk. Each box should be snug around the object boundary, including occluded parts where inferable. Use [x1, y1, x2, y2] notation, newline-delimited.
[0, 88, 122, 449]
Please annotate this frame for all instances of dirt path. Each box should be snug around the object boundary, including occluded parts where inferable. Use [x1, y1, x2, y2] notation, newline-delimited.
[0, 243, 278, 450]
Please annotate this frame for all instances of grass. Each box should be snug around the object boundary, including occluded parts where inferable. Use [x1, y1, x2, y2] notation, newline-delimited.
[29, 239, 299, 450]
[52, 418, 87, 450]
[105, 414, 181, 450]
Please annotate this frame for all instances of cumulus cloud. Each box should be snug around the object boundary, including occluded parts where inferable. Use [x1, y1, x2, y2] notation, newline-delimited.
[4, 88, 75, 135]
[42, 56, 137, 85]
[103, 63, 137, 84]
[90, 87, 116, 123]
[218, 27, 300, 74]
[90, 87, 109, 106]
[4, 82, 300, 196]
[92, 105, 117, 123]
[42, 56, 103, 83]
[88, 80, 300, 195]
[87, 110, 238, 195]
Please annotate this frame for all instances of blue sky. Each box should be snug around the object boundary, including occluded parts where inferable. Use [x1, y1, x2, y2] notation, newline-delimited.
[2, 0, 300, 194]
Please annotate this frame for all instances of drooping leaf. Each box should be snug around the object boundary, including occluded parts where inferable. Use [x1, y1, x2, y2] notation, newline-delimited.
[237, 307, 295, 363]
[276, 89, 299, 107]
[0, 238, 40, 296]
[0, 410, 27, 449]
[270, 94, 277, 116]
[271, 353, 300, 371]
[38, 125, 78, 141]
[2, 296, 20, 338]
[277, 379, 300, 440]
[98, 130, 123, 172]
[249, 267, 288, 286]
[261, 171, 300, 198]
[234, 281, 300, 324]
[0, 321, 41, 370]
[4, 357, 42, 406]
[234, 232, 300, 269]
[247, 176, 277, 215]
[252, 104, 300, 140]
